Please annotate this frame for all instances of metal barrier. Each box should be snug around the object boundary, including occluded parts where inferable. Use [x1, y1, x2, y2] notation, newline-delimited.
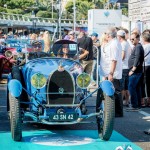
[0, 12, 88, 28]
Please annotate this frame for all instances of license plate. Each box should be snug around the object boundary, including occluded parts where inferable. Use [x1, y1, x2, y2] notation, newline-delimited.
[49, 113, 77, 121]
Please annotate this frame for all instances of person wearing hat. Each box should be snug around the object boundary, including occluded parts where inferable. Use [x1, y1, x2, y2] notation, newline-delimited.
[91, 32, 100, 48]
[117, 30, 131, 107]
[91, 32, 100, 85]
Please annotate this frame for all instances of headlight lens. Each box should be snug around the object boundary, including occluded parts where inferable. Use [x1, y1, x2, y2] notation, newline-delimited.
[31, 73, 47, 89]
[76, 73, 91, 89]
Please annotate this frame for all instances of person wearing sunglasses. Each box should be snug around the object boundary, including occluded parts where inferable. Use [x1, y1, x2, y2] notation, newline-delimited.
[127, 32, 144, 111]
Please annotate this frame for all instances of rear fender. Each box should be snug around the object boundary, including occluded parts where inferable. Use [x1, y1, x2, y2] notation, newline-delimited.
[100, 80, 115, 96]
[8, 79, 22, 97]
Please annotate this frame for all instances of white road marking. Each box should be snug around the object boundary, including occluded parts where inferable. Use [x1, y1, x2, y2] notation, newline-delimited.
[30, 134, 94, 146]
[139, 111, 150, 120]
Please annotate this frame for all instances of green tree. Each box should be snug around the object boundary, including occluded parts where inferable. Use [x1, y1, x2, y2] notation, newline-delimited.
[36, 10, 52, 18]
[65, 0, 94, 20]
[7, 9, 24, 14]
[0, 6, 7, 13]
[122, 8, 128, 16]
[1, 0, 34, 9]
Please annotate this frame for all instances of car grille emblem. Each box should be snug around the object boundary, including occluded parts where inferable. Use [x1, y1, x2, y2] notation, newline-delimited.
[58, 87, 64, 94]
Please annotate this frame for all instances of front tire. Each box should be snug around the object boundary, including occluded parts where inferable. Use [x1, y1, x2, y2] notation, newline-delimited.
[96, 91, 115, 141]
[9, 93, 22, 141]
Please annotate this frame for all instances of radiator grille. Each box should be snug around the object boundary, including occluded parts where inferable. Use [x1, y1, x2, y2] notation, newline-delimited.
[47, 70, 75, 105]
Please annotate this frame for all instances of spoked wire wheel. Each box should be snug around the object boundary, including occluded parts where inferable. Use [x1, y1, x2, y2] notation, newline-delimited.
[9, 93, 22, 141]
[96, 92, 115, 141]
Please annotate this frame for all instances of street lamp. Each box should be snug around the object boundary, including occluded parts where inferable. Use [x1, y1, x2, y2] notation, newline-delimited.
[31, 10, 36, 33]
[54, 0, 62, 39]
[73, 0, 76, 32]
[4, 4, 7, 9]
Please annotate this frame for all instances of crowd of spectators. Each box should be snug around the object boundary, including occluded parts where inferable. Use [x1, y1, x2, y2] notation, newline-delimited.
[1, 27, 150, 114]
[63, 26, 150, 117]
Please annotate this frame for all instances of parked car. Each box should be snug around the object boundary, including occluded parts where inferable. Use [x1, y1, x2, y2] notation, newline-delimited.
[0, 40, 16, 79]
[7, 39, 115, 141]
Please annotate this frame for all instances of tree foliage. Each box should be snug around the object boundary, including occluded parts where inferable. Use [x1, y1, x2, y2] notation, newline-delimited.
[0, 0, 128, 18]
[0, 0, 34, 9]
[36, 10, 52, 18]
[7, 9, 24, 14]
[0, 6, 7, 13]
[65, 0, 95, 20]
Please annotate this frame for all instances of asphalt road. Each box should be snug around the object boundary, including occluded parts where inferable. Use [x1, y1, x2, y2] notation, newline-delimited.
[0, 83, 150, 150]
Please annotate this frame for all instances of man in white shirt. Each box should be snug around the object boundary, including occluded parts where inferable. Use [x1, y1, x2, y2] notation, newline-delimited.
[99, 27, 123, 117]
[117, 30, 131, 107]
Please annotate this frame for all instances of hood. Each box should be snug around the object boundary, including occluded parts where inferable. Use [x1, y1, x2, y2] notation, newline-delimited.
[22, 57, 83, 93]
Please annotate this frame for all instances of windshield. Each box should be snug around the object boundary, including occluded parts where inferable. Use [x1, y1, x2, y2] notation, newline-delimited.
[52, 40, 78, 59]
[5, 39, 44, 52]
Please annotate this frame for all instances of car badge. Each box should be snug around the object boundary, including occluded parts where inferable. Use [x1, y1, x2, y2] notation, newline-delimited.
[59, 87, 64, 94]
[58, 65, 65, 72]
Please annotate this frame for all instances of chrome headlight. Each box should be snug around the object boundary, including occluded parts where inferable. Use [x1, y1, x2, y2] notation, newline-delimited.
[31, 73, 47, 89]
[5, 50, 13, 58]
[76, 73, 91, 89]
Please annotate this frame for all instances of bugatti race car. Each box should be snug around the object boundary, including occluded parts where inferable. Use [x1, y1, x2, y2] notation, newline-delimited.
[7, 39, 115, 142]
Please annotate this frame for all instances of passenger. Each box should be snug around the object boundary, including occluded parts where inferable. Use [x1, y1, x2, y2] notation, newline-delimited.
[126, 32, 144, 111]
[57, 44, 70, 58]
[99, 27, 123, 117]
[117, 30, 131, 107]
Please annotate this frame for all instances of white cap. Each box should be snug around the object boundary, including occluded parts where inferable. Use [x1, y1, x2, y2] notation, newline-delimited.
[117, 30, 126, 37]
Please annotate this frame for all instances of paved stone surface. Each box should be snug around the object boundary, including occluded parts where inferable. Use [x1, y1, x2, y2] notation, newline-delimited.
[0, 83, 150, 150]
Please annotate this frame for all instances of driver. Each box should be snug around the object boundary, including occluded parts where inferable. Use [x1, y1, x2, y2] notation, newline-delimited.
[31, 41, 42, 52]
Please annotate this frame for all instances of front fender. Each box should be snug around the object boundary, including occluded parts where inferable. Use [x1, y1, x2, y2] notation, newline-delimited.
[8, 79, 22, 97]
[100, 80, 115, 96]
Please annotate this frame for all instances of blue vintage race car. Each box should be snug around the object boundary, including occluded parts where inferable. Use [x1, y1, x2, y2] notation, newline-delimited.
[7, 39, 115, 141]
